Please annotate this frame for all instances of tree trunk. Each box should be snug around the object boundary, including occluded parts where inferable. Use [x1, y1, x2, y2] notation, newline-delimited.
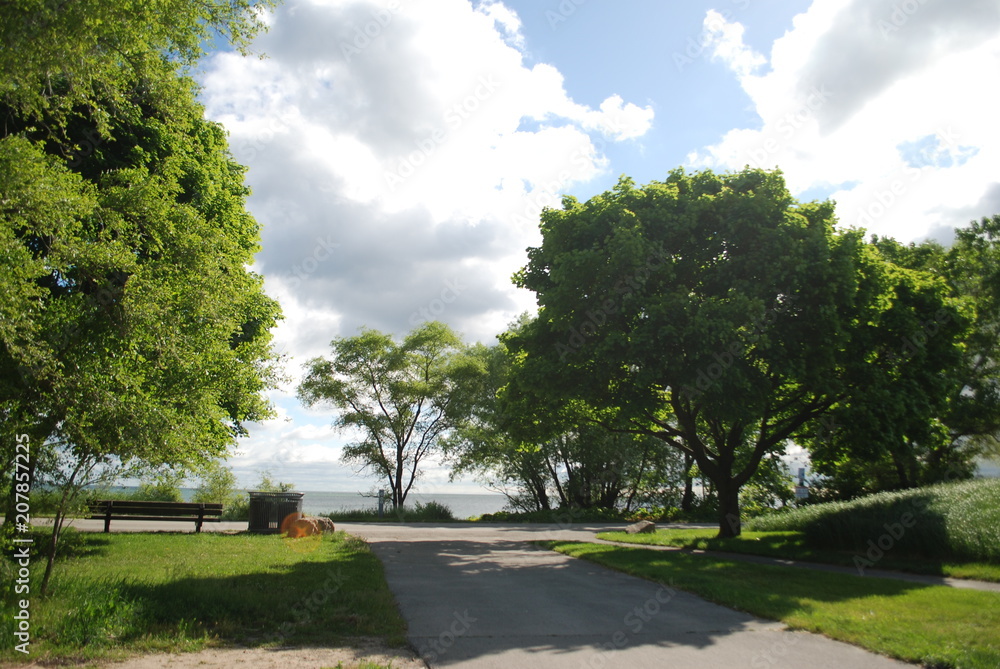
[681, 452, 695, 512]
[716, 479, 741, 538]
[531, 476, 551, 511]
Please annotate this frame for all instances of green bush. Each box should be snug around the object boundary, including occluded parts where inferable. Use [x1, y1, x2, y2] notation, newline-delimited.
[410, 500, 455, 521]
[747, 478, 1000, 561]
[131, 481, 184, 502]
[324, 500, 456, 522]
[192, 462, 247, 521]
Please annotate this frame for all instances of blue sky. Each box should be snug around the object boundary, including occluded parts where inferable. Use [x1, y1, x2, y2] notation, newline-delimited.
[195, 0, 1000, 491]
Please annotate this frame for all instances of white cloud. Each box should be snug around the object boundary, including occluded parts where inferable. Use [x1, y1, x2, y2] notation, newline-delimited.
[688, 0, 1000, 243]
[199, 0, 654, 490]
[704, 9, 766, 78]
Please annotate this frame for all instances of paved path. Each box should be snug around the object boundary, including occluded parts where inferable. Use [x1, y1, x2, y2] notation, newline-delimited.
[341, 522, 915, 669]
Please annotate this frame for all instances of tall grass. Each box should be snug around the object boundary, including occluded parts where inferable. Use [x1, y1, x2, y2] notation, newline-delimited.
[747, 478, 1000, 562]
[325, 499, 456, 522]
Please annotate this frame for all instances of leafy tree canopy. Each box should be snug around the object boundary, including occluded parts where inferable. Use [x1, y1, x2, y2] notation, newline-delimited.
[507, 168, 966, 536]
[0, 0, 283, 589]
[298, 322, 485, 508]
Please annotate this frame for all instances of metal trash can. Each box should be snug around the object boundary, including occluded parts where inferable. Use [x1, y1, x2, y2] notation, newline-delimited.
[247, 491, 304, 533]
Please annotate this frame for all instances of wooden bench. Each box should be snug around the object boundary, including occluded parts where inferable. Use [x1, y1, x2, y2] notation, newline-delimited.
[88, 500, 223, 533]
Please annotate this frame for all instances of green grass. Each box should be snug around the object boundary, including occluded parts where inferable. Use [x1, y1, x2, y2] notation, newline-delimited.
[747, 478, 1000, 562]
[545, 541, 1000, 669]
[0, 528, 407, 664]
[597, 528, 1000, 582]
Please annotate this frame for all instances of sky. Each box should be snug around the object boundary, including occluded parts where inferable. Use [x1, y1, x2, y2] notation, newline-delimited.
[194, 0, 1000, 492]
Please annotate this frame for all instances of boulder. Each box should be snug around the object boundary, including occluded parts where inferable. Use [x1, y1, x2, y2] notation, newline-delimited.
[625, 520, 656, 534]
[315, 517, 337, 533]
[286, 517, 320, 538]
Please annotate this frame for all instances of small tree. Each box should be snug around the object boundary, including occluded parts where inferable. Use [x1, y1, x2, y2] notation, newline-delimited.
[298, 322, 485, 508]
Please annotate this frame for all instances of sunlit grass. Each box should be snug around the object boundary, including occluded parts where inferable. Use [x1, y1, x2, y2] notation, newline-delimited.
[0, 528, 407, 664]
[597, 527, 1000, 582]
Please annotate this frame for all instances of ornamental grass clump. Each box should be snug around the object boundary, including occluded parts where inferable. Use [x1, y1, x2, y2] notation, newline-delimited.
[747, 478, 1000, 561]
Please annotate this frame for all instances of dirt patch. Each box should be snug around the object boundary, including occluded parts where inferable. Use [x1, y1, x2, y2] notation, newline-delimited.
[24, 639, 426, 669]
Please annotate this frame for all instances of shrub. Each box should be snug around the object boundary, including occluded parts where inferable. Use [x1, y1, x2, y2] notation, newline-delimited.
[192, 462, 248, 520]
[324, 500, 456, 522]
[747, 478, 1000, 561]
[409, 500, 454, 521]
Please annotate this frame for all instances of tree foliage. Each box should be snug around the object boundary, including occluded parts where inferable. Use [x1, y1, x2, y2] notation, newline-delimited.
[445, 329, 684, 513]
[508, 168, 966, 536]
[298, 322, 485, 508]
[807, 218, 1000, 495]
[0, 0, 282, 591]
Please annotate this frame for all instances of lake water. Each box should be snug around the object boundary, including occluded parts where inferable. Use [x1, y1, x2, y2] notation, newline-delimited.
[294, 491, 508, 518]
[107, 487, 509, 519]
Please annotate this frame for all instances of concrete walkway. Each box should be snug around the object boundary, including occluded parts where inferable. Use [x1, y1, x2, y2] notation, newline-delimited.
[342, 522, 916, 669]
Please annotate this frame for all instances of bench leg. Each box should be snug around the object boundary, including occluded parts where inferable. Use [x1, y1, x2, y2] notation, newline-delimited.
[104, 510, 111, 533]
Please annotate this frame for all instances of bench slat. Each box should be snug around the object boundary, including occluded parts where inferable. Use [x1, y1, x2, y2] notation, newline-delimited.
[89, 514, 223, 522]
[88, 501, 223, 511]
[88, 506, 223, 517]
[87, 500, 224, 533]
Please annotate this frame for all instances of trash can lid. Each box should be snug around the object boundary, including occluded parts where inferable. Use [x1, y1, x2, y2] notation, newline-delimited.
[247, 491, 304, 499]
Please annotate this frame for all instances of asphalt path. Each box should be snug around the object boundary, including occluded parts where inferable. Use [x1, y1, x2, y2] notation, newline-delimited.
[340, 522, 915, 669]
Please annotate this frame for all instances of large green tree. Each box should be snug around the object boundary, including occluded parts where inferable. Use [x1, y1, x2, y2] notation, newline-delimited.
[298, 322, 485, 509]
[508, 168, 965, 536]
[808, 218, 1000, 496]
[0, 0, 282, 591]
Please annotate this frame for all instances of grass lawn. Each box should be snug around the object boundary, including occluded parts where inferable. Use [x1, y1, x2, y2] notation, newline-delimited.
[597, 528, 1000, 582]
[0, 528, 407, 665]
[545, 541, 1000, 669]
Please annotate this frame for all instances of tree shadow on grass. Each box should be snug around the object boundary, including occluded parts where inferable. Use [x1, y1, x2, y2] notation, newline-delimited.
[28, 533, 405, 655]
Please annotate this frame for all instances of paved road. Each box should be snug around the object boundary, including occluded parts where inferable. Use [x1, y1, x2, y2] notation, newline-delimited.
[341, 523, 914, 669]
